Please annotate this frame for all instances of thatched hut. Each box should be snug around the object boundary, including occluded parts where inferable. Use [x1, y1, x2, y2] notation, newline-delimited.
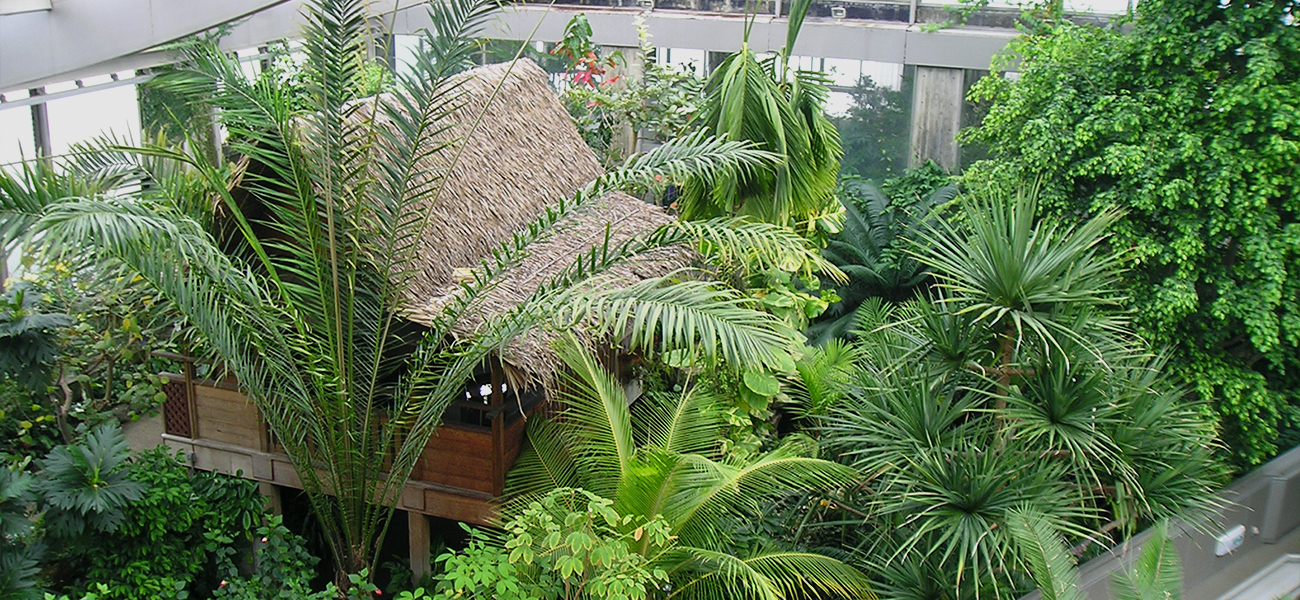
[389, 58, 689, 389]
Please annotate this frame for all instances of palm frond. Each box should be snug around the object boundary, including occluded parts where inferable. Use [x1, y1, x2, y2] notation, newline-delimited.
[667, 546, 873, 600]
[635, 386, 728, 456]
[551, 334, 637, 499]
[1006, 508, 1086, 600]
[669, 439, 857, 546]
[1111, 523, 1181, 600]
[554, 278, 800, 373]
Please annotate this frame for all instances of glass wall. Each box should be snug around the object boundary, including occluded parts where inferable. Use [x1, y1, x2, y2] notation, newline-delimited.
[45, 82, 140, 155]
[0, 103, 35, 166]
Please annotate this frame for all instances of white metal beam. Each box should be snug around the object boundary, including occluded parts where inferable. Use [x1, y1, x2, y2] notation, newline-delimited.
[0, 0, 292, 91]
[2, 0, 1015, 93]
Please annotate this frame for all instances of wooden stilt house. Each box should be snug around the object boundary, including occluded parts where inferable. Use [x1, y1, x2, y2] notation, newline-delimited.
[157, 59, 688, 531]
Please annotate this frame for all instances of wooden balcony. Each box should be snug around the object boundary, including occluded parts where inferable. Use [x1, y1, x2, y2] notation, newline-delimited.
[157, 354, 540, 526]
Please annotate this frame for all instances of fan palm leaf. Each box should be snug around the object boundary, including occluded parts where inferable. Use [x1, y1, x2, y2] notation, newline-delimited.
[909, 188, 1126, 362]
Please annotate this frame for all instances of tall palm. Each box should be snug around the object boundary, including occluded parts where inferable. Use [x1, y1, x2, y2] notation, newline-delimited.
[21, 0, 814, 582]
[506, 335, 872, 599]
[677, 0, 842, 237]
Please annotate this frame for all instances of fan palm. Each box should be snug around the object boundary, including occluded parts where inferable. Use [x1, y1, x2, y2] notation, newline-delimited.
[809, 188, 1222, 596]
[17, 0, 817, 582]
[909, 187, 1126, 379]
[506, 335, 872, 599]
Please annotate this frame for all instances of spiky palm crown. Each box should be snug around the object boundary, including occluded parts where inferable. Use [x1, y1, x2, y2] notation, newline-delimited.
[809, 190, 1223, 597]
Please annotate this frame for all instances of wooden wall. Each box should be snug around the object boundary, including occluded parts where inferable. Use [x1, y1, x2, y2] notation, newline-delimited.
[193, 382, 265, 450]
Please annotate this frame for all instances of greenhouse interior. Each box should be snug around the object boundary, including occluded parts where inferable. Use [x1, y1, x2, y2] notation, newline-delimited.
[1, 0, 1298, 599]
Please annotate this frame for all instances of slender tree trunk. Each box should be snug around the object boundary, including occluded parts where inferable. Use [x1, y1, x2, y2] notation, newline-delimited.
[994, 325, 1015, 441]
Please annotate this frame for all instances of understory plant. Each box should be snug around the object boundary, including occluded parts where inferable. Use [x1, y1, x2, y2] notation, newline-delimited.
[807, 171, 956, 344]
[501, 335, 872, 599]
[434, 488, 673, 600]
[0, 423, 267, 600]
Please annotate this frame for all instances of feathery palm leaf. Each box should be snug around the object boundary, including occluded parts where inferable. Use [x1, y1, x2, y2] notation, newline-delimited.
[507, 337, 868, 599]
[1006, 508, 1086, 600]
[1111, 523, 1181, 600]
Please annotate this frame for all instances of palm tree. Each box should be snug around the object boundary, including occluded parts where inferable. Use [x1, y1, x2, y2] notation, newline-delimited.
[676, 0, 842, 238]
[809, 189, 1222, 597]
[14, 0, 820, 583]
[506, 335, 872, 599]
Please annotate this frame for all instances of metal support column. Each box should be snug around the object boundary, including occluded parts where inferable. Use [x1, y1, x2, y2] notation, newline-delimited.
[29, 87, 52, 161]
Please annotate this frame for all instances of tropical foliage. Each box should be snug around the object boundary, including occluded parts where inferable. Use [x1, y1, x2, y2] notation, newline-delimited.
[807, 171, 956, 344]
[434, 488, 673, 600]
[1009, 510, 1183, 600]
[962, 0, 1300, 469]
[0, 423, 268, 600]
[6, 0, 813, 584]
[559, 13, 706, 167]
[498, 336, 871, 599]
[800, 189, 1222, 597]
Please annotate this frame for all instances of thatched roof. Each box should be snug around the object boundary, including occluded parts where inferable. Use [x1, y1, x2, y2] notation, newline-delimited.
[398, 60, 691, 384]
[401, 59, 605, 304]
[406, 191, 691, 385]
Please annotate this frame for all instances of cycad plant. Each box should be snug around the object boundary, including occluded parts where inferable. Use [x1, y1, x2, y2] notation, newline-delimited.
[677, 0, 843, 239]
[807, 189, 1222, 597]
[504, 336, 872, 599]
[806, 178, 956, 344]
[12, 0, 817, 583]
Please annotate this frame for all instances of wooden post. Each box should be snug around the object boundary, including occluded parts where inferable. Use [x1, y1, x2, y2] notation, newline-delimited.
[908, 66, 965, 171]
[184, 359, 199, 439]
[259, 482, 283, 515]
[489, 361, 506, 497]
[408, 511, 431, 581]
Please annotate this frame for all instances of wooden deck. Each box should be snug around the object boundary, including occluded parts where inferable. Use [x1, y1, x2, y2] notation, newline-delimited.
[157, 356, 539, 526]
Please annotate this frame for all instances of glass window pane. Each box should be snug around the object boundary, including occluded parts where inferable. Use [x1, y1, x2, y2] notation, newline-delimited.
[45, 84, 141, 156]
